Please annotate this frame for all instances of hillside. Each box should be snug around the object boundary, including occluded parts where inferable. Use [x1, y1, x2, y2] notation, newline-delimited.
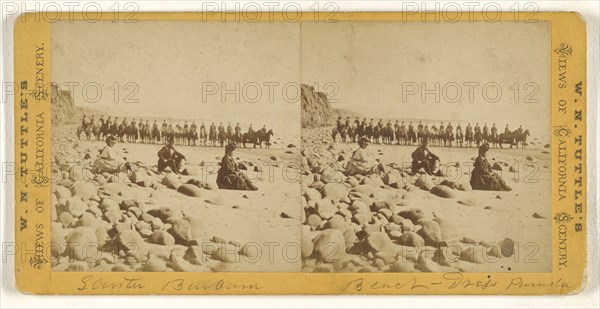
[51, 83, 100, 126]
[301, 84, 365, 128]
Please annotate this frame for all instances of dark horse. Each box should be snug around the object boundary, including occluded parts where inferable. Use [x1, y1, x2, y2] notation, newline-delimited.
[242, 129, 274, 148]
[332, 126, 348, 142]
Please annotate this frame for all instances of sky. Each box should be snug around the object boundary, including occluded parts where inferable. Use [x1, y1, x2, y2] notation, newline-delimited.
[51, 21, 301, 137]
[301, 21, 550, 136]
[52, 20, 550, 138]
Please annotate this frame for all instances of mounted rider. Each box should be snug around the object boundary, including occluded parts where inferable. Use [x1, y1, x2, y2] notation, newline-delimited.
[491, 123, 498, 136]
[466, 123, 472, 135]
[226, 122, 233, 136]
[446, 122, 453, 136]
[82, 114, 90, 130]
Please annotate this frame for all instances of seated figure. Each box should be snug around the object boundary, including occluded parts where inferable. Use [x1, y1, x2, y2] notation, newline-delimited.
[470, 143, 512, 191]
[217, 143, 258, 191]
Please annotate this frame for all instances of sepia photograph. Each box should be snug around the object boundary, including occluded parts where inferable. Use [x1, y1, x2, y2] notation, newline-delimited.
[49, 21, 302, 272]
[300, 21, 552, 273]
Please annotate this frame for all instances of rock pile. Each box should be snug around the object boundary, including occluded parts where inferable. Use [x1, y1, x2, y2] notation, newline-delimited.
[51, 127, 259, 272]
[300, 130, 515, 273]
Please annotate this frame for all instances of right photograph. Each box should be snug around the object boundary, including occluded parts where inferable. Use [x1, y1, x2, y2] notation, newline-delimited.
[300, 21, 552, 273]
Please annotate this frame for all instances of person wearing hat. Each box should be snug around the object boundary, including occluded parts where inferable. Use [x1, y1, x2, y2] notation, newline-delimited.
[470, 143, 512, 191]
[410, 138, 440, 176]
[157, 137, 187, 174]
[345, 137, 385, 176]
[217, 143, 258, 190]
[92, 135, 129, 174]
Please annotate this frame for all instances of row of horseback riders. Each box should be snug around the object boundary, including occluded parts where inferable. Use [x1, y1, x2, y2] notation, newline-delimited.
[333, 116, 530, 149]
[78, 114, 275, 148]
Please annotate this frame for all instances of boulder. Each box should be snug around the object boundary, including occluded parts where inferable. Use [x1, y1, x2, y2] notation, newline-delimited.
[169, 219, 193, 245]
[397, 232, 425, 247]
[414, 176, 435, 191]
[315, 199, 337, 220]
[66, 197, 87, 218]
[366, 232, 397, 256]
[205, 197, 224, 205]
[390, 259, 415, 272]
[324, 214, 349, 230]
[117, 230, 149, 258]
[211, 243, 240, 263]
[313, 229, 346, 263]
[417, 220, 443, 246]
[304, 187, 322, 202]
[161, 173, 182, 189]
[398, 208, 429, 223]
[149, 230, 175, 246]
[70, 181, 97, 199]
[430, 185, 458, 198]
[352, 212, 372, 226]
[348, 200, 370, 214]
[184, 245, 206, 265]
[143, 255, 167, 272]
[306, 214, 323, 228]
[320, 183, 348, 202]
[177, 184, 203, 197]
[65, 227, 98, 262]
[54, 185, 72, 199]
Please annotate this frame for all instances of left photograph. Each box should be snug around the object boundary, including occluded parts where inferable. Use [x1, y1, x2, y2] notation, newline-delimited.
[49, 21, 302, 272]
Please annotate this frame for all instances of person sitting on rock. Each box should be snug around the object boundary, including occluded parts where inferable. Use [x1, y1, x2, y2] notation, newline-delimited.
[470, 143, 512, 191]
[92, 135, 130, 174]
[345, 137, 385, 176]
[410, 138, 440, 176]
[157, 137, 187, 174]
[216, 143, 258, 191]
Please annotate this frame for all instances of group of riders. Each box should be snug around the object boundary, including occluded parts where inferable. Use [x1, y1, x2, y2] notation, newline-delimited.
[78, 114, 274, 148]
[333, 116, 531, 149]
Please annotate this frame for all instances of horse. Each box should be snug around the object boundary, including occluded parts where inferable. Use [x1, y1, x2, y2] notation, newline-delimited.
[230, 131, 241, 145]
[381, 126, 394, 144]
[455, 131, 464, 147]
[256, 129, 274, 149]
[126, 125, 139, 143]
[76, 124, 92, 140]
[474, 131, 483, 148]
[199, 128, 208, 146]
[139, 125, 150, 144]
[332, 126, 348, 142]
[407, 129, 417, 145]
[347, 126, 357, 143]
[364, 126, 374, 142]
[490, 131, 499, 148]
[209, 129, 217, 147]
[465, 131, 474, 148]
[91, 123, 101, 141]
[497, 132, 518, 149]
[188, 128, 198, 146]
[218, 130, 227, 147]
[117, 124, 127, 142]
[151, 126, 161, 144]
[241, 132, 258, 148]
[443, 131, 454, 147]
[395, 127, 407, 145]
[515, 129, 530, 149]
